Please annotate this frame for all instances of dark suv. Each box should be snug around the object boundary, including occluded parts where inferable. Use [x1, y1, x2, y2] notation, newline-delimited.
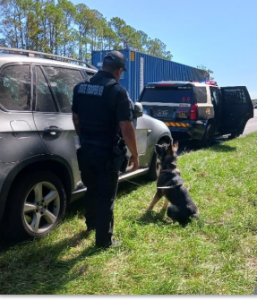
[140, 81, 253, 146]
[0, 48, 171, 241]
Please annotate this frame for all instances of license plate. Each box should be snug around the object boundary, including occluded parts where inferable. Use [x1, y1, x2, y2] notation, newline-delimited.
[156, 110, 169, 117]
[177, 113, 187, 119]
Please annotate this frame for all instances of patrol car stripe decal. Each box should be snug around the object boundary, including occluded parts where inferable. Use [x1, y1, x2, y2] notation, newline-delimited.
[164, 122, 190, 127]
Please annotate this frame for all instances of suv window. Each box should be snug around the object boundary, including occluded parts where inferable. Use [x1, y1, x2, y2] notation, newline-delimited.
[222, 88, 248, 104]
[194, 87, 207, 103]
[43, 66, 84, 113]
[141, 86, 194, 104]
[84, 71, 95, 80]
[35, 66, 57, 113]
[0, 64, 31, 111]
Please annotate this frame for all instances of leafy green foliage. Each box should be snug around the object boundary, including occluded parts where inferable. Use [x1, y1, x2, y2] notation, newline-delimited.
[0, 133, 257, 295]
[197, 64, 214, 80]
[0, 0, 173, 61]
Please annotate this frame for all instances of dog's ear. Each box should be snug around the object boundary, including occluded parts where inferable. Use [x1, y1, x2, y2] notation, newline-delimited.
[172, 141, 179, 151]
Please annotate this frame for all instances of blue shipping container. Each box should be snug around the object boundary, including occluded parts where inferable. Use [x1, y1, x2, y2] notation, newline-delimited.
[92, 49, 207, 101]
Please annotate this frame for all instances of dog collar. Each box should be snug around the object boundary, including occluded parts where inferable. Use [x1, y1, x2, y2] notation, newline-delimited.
[157, 185, 181, 189]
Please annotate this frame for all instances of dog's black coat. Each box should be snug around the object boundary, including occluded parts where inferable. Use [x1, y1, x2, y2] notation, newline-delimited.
[157, 169, 184, 188]
[156, 143, 199, 225]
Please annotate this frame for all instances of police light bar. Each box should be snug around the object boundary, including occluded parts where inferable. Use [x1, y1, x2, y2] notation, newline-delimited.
[205, 80, 218, 86]
[156, 83, 174, 86]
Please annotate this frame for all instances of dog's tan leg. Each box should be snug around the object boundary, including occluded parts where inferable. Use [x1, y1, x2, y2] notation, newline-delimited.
[161, 199, 170, 211]
[147, 190, 163, 211]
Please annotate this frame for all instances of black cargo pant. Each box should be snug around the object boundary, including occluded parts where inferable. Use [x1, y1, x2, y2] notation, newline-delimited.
[77, 144, 119, 247]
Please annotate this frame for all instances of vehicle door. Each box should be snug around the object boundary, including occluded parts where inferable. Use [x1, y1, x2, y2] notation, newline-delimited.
[32, 64, 84, 190]
[220, 86, 253, 133]
[210, 86, 222, 130]
[0, 63, 48, 163]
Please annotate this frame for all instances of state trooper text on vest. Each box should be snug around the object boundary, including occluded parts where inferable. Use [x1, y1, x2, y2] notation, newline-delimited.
[78, 84, 104, 96]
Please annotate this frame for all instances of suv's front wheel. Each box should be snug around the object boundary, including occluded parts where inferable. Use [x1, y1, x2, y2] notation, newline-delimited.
[3, 171, 67, 241]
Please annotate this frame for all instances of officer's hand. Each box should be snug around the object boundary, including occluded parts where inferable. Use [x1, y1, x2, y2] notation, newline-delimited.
[129, 155, 139, 172]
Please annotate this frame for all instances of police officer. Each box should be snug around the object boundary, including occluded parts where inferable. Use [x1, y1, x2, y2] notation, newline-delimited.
[72, 50, 139, 248]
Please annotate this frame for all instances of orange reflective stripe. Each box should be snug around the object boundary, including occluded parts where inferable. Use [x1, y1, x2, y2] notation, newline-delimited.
[164, 122, 190, 127]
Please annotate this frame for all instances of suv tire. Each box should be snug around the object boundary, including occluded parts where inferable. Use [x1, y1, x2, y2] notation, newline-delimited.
[3, 171, 67, 241]
[199, 123, 215, 148]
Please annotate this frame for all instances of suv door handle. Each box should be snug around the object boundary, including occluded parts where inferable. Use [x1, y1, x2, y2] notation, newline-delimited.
[44, 126, 63, 135]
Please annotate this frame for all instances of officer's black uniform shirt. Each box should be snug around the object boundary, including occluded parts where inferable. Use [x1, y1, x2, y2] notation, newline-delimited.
[72, 70, 133, 147]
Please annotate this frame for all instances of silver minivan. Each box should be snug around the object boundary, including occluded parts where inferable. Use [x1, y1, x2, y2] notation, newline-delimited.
[0, 48, 172, 241]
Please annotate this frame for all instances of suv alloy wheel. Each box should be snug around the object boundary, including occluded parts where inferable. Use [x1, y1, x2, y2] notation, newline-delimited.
[3, 171, 67, 240]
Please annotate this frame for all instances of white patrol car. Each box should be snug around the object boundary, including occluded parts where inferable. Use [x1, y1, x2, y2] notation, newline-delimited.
[139, 80, 254, 146]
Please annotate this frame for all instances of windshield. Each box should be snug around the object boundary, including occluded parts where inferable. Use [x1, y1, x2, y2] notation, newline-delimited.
[140, 86, 194, 104]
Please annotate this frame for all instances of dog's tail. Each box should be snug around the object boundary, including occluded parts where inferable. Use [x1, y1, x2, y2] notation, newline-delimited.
[192, 214, 225, 226]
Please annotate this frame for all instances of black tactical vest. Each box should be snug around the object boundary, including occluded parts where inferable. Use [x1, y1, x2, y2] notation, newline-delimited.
[75, 76, 119, 147]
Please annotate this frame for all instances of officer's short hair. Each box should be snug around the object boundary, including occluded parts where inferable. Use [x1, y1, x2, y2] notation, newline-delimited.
[103, 50, 127, 72]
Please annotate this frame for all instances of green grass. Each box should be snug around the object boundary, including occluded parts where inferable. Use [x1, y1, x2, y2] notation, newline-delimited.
[1, 133, 257, 295]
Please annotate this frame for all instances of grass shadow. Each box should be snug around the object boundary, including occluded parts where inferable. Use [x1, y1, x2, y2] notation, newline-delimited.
[66, 175, 150, 218]
[212, 143, 237, 152]
[0, 239, 19, 253]
[176, 136, 237, 154]
[0, 175, 151, 248]
[0, 230, 112, 294]
[137, 209, 170, 225]
[137, 210, 196, 230]
[0, 229, 94, 253]
[118, 176, 150, 194]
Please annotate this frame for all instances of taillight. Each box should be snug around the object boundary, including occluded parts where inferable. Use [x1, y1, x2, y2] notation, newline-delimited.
[190, 104, 198, 120]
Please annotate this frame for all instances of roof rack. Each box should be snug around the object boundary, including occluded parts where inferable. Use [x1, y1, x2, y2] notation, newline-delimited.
[0, 46, 98, 70]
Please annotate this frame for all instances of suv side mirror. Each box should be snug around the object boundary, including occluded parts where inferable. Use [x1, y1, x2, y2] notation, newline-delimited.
[133, 102, 143, 118]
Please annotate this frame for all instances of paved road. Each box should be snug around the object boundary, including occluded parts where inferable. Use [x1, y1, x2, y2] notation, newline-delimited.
[242, 108, 257, 136]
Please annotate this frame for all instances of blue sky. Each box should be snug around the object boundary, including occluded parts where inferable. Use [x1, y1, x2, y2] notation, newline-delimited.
[72, 0, 257, 99]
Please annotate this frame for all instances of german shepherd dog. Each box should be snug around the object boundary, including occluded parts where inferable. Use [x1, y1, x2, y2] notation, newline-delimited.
[147, 142, 199, 225]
